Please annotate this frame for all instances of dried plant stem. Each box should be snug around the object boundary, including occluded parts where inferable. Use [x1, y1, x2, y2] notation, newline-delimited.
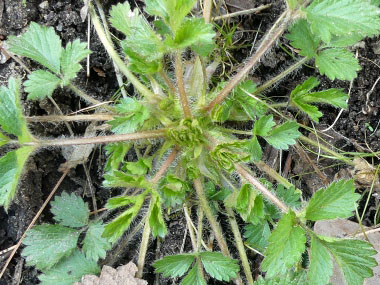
[213, 4, 272, 21]
[204, 9, 293, 112]
[88, 2, 157, 100]
[235, 164, 289, 213]
[225, 206, 254, 285]
[26, 113, 114, 123]
[175, 52, 192, 118]
[254, 160, 295, 189]
[203, 0, 213, 23]
[27, 129, 167, 147]
[184, 204, 198, 250]
[0, 168, 70, 279]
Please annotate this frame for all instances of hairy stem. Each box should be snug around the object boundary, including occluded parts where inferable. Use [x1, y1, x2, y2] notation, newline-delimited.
[26, 114, 114, 123]
[27, 130, 167, 147]
[88, 2, 157, 100]
[235, 164, 289, 213]
[159, 69, 176, 95]
[225, 206, 254, 285]
[137, 201, 152, 278]
[254, 57, 309, 95]
[175, 52, 192, 118]
[68, 83, 104, 106]
[254, 160, 295, 189]
[204, 9, 293, 112]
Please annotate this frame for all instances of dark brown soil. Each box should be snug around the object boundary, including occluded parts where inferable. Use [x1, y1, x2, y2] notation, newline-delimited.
[0, 0, 379, 284]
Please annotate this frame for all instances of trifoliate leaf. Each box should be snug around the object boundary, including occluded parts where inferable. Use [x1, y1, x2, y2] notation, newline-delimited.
[154, 254, 196, 278]
[103, 194, 145, 243]
[166, 18, 215, 56]
[110, 3, 166, 61]
[149, 195, 167, 238]
[254, 270, 307, 285]
[108, 98, 150, 134]
[264, 121, 301, 150]
[199, 252, 239, 282]
[253, 115, 276, 137]
[50, 192, 89, 228]
[319, 236, 378, 285]
[38, 250, 100, 285]
[0, 77, 32, 143]
[24, 70, 61, 100]
[181, 263, 207, 285]
[82, 222, 111, 261]
[291, 76, 320, 96]
[145, 0, 197, 32]
[315, 48, 361, 81]
[305, 0, 380, 43]
[104, 143, 131, 172]
[22, 224, 79, 270]
[308, 235, 333, 285]
[159, 174, 188, 208]
[7, 22, 62, 74]
[286, 19, 320, 58]
[0, 146, 34, 210]
[305, 179, 360, 221]
[244, 221, 270, 252]
[60, 39, 91, 85]
[103, 170, 151, 189]
[262, 211, 306, 278]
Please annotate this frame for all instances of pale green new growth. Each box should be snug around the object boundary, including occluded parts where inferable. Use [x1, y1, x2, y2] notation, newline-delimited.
[305, 179, 360, 221]
[82, 223, 112, 261]
[38, 250, 100, 285]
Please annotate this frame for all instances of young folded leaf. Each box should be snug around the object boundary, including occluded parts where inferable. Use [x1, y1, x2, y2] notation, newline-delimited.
[261, 211, 306, 278]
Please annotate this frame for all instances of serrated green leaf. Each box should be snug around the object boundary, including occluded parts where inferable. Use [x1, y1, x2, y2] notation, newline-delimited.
[22, 224, 79, 270]
[291, 76, 320, 96]
[254, 270, 307, 285]
[0, 77, 32, 142]
[110, 3, 166, 62]
[103, 170, 151, 189]
[159, 174, 187, 208]
[246, 136, 263, 161]
[302, 89, 348, 108]
[154, 254, 195, 278]
[253, 115, 276, 137]
[108, 98, 150, 134]
[275, 184, 301, 209]
[24, 70, 61, 100]
[166, 18, 215, 56]
[234, 80, 267, 120]
[149, 195, 167, 237]
[264, 121, 301, 150]
[0, 146, 34, 210]
[145, 0, 197, 32]
[104, 143, 131, 172]
[262, 211, 306, 278]
[244, 221, 270, 252]
[199, 252, 239, 282]
[60, 39, 91, 85]
[308, 235, 333, 285]
[124, 157, 153, 176]
[106, 195, 137, 209]
[50, 192, 89, 228]
[82, 222, 111, 261]
[315, 48, 361, 81]
[286, 19, 320, 58]
[305, 0, 380, 43]
[305, 179, 360, 221]
[7, 22, 62, 73]
[181, 263, 207, 285]
[103, 194, 145, 243]
[236, 184, 256, 222]
[39, 250, 100, 285]
[319, 236, 378, 285]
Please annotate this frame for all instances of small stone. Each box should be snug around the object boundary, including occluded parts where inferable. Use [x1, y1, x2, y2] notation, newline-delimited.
[39, 1, 48, 9]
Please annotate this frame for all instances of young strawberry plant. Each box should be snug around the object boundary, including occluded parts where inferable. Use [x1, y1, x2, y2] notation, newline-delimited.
[0, 0, 380, 284]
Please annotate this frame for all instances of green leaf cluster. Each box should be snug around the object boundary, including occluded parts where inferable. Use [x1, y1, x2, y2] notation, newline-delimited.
[154, 251, 239, 283]
[109, 1, 215, 74]
[210, 141, 250, 172]
[22, 192, 110, 284]
[7, 22, 90, 100]
[158, 174, 188, 208]
[286, 1, 380, 80]
[290, 77, 348, 122]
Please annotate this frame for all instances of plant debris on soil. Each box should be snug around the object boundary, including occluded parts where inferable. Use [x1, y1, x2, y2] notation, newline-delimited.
[0, 0, 380, 284]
